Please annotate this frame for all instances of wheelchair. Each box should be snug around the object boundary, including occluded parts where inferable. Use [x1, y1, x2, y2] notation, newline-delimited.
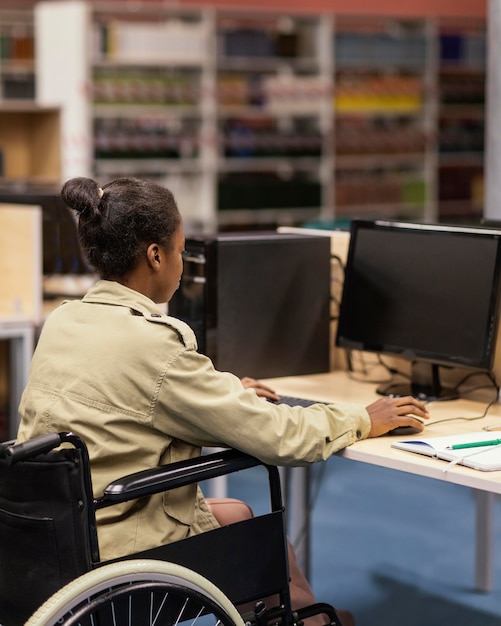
[0, 431, 343, 626]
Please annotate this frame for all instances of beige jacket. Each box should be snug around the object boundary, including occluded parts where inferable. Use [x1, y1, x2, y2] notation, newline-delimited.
[17, 280, 371, 560]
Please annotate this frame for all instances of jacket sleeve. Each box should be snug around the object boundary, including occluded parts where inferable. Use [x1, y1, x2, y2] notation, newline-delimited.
[152, 336, 371, 467]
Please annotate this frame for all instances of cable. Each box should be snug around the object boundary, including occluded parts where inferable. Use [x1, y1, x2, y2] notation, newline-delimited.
[427, 372, 500, 426]
[451, 370, 499, 395]
[330, 254, 345, 275]
[345, 351, 399, 385]
[343, 354, 500, 423]
[429, 401, 496, 427]
[377, 354, 412, 380]
[330, 254, 345, 322]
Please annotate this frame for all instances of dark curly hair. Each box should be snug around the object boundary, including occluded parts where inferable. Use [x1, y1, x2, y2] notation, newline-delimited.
[61, 177, 181, 279]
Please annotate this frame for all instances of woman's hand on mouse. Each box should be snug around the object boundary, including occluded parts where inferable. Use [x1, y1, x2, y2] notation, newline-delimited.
[365, 395, 430, 438]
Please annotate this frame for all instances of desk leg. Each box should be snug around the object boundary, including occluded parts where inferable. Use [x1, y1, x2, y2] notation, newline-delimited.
[473, 489, 494, 592]
[287, 466, 311, 581]
[8, 329, 34, 440]
[205, 475, 228, 499]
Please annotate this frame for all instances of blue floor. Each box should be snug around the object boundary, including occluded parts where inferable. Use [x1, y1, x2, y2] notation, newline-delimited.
[225, 455, 501, 626]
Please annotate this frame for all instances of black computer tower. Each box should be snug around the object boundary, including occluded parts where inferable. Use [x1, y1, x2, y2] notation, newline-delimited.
[168, 231, 331, 379]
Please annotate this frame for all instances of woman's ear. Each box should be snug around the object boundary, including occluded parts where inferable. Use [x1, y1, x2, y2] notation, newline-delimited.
[147, 243, 161, 269]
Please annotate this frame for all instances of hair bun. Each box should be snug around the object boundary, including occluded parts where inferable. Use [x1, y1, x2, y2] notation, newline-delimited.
[61, 177, 102, 218]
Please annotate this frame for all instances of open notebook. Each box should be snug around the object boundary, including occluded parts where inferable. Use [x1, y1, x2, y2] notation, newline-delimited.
[391, 431, 501, 472]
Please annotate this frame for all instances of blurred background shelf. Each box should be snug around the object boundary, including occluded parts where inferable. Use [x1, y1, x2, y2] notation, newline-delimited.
[0, 2, 487, 233]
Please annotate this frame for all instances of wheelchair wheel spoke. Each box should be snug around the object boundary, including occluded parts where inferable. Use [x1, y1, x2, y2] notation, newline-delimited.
[173, 595, 190, 626]
[190, 604, 207, 626]
[90, 599, 96, 626]
[110, 599, 117, 626]
[151, 590, 169, 626]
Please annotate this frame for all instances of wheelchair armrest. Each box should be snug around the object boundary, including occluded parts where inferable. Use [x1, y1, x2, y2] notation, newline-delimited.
[98, 448, 262, 507]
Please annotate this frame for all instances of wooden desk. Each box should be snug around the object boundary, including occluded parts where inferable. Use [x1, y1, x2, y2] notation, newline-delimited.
[263, 370, 501, 592]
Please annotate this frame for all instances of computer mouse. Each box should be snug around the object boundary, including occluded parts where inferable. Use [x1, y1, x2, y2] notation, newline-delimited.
[388, 425, 423, 436]
[388, 418, 425, 436]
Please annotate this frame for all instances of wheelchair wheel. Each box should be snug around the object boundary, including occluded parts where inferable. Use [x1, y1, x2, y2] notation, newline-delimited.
[26, 559, 245, 626]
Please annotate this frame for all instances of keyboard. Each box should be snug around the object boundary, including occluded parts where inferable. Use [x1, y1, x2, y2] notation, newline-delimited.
[270, 395, 329, 408]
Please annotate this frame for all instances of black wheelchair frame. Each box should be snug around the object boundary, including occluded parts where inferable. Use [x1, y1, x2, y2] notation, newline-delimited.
[0, 432, 342, 626]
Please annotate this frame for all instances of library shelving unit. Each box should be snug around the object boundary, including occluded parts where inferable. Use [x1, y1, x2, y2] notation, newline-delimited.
[89, 3, 217, 231]
[86, 5, 334, 231]
[31, 1, 486, 232]
[0, 9, 34, 102]
[437, 17, 486, 221]
[331, 16, 437, 223]
[214, 11, 332, 229]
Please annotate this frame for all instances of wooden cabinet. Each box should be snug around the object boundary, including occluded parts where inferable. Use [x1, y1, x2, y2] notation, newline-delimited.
[0, 9, 60, 184]
[0, 105, 60, 182]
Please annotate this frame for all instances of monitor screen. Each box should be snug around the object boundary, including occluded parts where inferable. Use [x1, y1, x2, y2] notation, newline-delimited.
[336, 219, 501, 400]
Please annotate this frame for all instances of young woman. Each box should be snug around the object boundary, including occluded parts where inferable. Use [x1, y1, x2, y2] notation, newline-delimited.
[17, 177, 428, 626]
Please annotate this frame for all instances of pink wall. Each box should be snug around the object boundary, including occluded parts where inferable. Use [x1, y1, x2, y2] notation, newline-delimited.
[132, 0, 486, 18]
[2, 0, 487, 17]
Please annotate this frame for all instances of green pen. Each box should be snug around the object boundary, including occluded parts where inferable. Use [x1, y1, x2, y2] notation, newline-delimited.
[448, 439, 501, 450]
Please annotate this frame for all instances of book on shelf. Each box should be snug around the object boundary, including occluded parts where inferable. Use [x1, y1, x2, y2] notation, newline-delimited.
[391, 431, 501, 472]
[93, 20, 207, 64]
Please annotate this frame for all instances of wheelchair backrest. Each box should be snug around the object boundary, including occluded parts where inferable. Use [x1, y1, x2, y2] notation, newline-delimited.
[0, 448, 95, 626]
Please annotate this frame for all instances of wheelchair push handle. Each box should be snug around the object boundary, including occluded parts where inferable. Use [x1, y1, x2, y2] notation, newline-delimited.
[2, 432, 71, 463]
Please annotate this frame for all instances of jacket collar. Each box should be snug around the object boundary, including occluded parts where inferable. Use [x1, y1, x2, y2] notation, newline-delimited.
[82, 280, 166, 318]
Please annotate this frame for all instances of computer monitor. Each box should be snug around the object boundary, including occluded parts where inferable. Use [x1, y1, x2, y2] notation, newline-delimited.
[336, 219, 501, 400]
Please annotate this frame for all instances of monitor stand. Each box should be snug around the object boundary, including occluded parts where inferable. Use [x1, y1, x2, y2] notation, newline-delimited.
[376, 361, 458, 402]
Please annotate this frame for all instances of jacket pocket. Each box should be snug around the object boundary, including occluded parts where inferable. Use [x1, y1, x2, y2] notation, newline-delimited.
[162, 483, 197, 527]
[161, 441, 201, 527]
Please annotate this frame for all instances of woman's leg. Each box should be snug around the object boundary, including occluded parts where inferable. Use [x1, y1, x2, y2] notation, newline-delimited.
[205, 497, 254, 525]
[206, 498, 355, 626]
